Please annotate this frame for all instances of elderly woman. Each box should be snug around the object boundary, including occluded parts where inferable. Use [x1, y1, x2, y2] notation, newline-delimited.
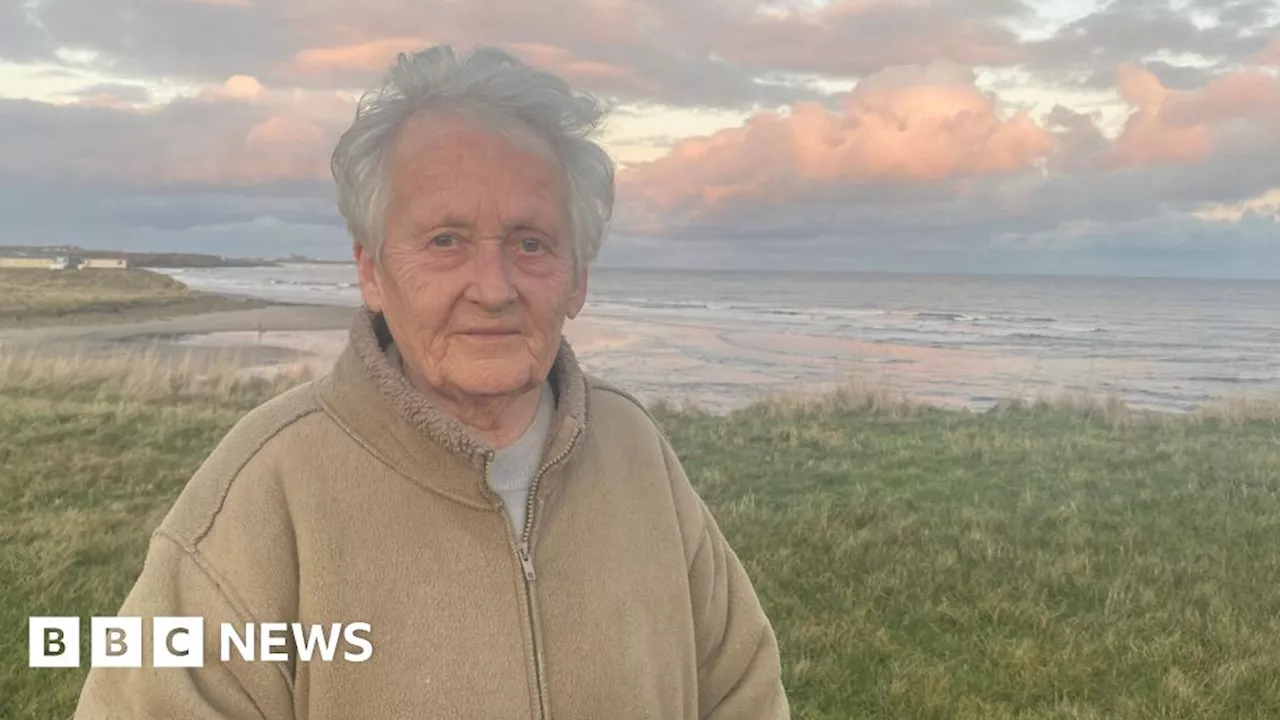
[75, 45, 788, 719]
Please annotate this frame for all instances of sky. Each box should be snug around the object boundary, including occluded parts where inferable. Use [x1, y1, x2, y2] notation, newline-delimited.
[1, 0, 1278, 278]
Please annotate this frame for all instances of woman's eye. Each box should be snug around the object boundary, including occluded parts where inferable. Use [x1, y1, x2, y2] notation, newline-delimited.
[430, 234, 457, 248]
[520, 237, 543, 253]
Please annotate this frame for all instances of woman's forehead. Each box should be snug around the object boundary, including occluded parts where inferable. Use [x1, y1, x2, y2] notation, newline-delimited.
[391, 171, 568, 232]
[382, 115, 570, 232]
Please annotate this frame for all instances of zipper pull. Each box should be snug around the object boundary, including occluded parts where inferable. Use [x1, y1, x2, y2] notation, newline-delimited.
[517, 541, 537, 582]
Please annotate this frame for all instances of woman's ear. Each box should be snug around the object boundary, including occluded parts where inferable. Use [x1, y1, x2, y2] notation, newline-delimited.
[353, 241, 384, 312]
[566, 268, 588, 319]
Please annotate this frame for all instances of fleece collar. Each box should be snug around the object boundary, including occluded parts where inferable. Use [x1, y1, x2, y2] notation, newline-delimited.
[316, 308, 590, 509]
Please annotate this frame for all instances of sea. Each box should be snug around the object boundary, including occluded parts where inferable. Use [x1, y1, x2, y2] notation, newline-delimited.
[155, 263, 1280, 414]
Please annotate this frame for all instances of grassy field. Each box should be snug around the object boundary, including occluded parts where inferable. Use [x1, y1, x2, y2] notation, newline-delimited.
[0, 268, 268, 327]
[3, 351, 1280, 718]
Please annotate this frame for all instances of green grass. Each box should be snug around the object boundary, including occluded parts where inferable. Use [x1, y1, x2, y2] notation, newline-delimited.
[3, 353, 1280, 718]
[0, 268, 268, 327]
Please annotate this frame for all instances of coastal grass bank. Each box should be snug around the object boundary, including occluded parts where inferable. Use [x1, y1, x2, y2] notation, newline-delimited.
[0, 267, 268, 327]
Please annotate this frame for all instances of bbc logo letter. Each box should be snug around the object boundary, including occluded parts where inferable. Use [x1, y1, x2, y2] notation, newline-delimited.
[29, 617, 80, 668]
[154, 617, 204, 668]
[92, 616, 142, 667]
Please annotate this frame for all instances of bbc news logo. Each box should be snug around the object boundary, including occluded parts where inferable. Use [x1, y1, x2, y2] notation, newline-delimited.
[29, 617, 373, 668]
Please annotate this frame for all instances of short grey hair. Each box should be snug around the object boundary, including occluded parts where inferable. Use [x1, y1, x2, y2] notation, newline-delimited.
[330, 44, 616, 274]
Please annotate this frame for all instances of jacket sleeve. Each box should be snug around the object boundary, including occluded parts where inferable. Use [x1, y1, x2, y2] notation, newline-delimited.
[659, 434, 791, 719]
[73, 531, 295, 720]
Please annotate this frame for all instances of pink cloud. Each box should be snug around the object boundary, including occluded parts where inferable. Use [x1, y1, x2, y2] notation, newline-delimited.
[30, 75, 356, 187]
[620, 61, 1055, 221]
[1108, 64, 1280, 168]
[504, 43, 659, 94]
[1183, 71, 1280, 122]
[232, 115, 331, 182]
[1108, 64, 1213, 167]
[198, 74, 267, 102]
[295, 37, 433, 75]
[139, 109, 335, 186]
[289, 37, 666, 99]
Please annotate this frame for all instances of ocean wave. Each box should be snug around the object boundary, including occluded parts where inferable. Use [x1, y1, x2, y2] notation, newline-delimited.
[914, 311, 967, 321]
[1004, 332, 1057, 340]
[1185, 375, 1270, 385]
[266, 279, 355, 288]
[912, 311, 1074, 326]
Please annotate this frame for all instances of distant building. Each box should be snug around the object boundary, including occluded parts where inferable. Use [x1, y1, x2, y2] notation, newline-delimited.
[78, 258, 129, 269]
[0, 255, 131, 270]
[0, 257, 58, 269]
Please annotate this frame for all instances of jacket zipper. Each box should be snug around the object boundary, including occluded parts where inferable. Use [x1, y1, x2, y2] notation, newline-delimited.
[489, 425, 582, 720]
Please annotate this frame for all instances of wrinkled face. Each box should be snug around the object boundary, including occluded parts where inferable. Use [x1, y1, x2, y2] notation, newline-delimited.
[355, 113, 587, 402]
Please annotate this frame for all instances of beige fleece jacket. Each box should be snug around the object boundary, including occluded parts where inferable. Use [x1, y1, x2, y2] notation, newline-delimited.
[74, 309, 789, 719]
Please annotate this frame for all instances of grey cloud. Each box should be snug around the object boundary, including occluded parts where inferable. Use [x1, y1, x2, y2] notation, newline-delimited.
[74, 83, 152, 102]
[0, 96, 257, 183]
[592, 46, 826, 108]
[1026, 1, 1276, 87]
[1193, 0, 1279, 29]
[0, 179, 339, 232]
[709, 0, 1031, 77]
[0, 93, 347, 257]
[0, 0, 46, 62]
[1044, 105, 1110, 172]
[16, 0, 295, 82]
[0, 179, 347, 258]
[0, 88, 350, 186]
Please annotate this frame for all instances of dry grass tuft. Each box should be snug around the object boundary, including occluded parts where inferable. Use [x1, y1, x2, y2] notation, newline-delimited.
[0, 344, 315, 403]
[1191, 392, 1280, 425]
[988, 387, 1149, 428]
[758, 375, 917, 419]
[731, 373, 1280, 428]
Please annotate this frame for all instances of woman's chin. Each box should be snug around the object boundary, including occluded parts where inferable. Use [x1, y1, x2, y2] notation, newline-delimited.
[442, 360, 538, 397]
